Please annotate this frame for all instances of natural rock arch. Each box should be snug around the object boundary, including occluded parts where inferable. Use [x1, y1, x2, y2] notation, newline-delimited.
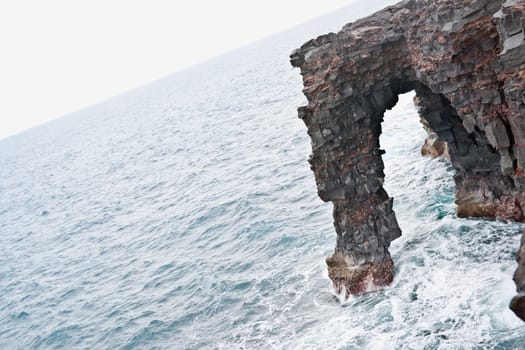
[291, 0, 525, 319]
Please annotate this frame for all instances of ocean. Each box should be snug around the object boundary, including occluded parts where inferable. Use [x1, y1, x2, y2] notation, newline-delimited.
[1, 1, 524, 349]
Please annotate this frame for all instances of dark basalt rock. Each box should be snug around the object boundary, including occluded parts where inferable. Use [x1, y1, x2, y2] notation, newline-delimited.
[290, 0, 525, 319]
[511, 229, 525, 321]
[418, 96, 450, 159]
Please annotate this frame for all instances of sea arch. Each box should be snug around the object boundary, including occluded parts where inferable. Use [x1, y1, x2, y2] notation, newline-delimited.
[290, 0, 525, 302]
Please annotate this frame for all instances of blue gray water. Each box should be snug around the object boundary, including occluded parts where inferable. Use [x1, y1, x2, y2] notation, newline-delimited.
[1, 1, 524, 349]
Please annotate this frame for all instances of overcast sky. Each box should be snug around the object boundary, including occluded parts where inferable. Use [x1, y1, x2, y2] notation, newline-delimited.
[0, 0, 360, 140]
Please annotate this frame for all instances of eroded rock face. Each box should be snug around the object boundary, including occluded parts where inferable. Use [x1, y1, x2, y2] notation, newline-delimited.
[511, 229, 525, 321]
[417, 96, 450, 159]
[290, 0, 525, 316]
[421, 128, 450, 159]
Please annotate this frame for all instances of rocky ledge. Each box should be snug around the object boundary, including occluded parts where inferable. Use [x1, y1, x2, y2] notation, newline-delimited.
[290, 0, 525, 319]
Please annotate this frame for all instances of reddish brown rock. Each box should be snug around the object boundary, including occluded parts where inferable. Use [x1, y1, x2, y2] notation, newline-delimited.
[421, 125, 450, 159]
[290, 0, 525, 317]
[326, 251, 394, 296]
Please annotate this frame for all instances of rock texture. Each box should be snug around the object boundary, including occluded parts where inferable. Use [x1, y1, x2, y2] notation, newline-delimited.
[511, 229, 525, 321]
[417, 95, 450, 159]
[290, 0, 525, 317]
[420, 126, 450, 159]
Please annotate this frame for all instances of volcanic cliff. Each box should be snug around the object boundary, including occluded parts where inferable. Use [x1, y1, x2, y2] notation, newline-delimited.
[290, 0, 525, 320]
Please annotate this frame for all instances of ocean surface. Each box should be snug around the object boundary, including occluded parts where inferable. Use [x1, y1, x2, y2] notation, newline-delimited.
[1, 1, 524, 349]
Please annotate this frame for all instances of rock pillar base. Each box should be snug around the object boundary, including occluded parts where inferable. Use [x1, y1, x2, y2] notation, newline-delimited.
[455, 173, 523, 221]
[326, 251, 394, 296]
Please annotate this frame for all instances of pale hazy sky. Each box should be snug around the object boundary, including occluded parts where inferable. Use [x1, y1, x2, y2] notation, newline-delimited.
[0, 0, 356, 140]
